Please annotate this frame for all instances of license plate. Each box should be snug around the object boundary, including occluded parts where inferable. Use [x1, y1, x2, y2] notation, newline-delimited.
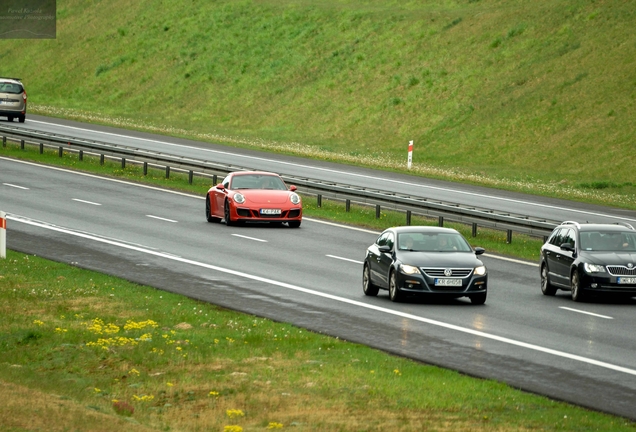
[617, 277, 636, 284]
[260, 208, 281, 215]
[434, 278, 462, 287]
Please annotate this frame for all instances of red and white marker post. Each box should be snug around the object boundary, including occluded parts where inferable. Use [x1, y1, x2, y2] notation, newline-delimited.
[0, 211, 6, 259]
[407, 140, 413, 170]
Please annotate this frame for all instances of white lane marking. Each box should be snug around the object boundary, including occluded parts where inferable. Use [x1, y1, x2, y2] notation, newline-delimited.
[0, 156, 536, 267]
[3, 183, 29, 190]
[146, 215, 178, 223]
[560, 307, 614, 320]
[72, 198, 101, 206]
[8, 213, 636, 377]
[231, 234, 267, 242]
[26, 120, 636, 223]
[326, 254, 363, 264]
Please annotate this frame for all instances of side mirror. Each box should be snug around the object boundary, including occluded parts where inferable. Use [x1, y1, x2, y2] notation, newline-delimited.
[216, 183, 225, 190]
[289, 185, 297, 191]
[378, 245, 391, 253]
[560, 243, 574, 252]
[474, 247, 485, 255]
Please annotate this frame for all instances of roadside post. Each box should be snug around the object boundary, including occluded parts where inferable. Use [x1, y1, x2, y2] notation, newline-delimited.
[407, 140, 413, 170]
[0, 211, 6, 259]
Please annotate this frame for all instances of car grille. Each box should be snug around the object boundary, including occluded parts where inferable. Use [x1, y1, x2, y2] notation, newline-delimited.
[420, 268, 473, 278]
[606, 266, 636, 276]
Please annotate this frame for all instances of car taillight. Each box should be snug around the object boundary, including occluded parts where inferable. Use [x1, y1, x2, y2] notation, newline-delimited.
[22, 91, 27, 101]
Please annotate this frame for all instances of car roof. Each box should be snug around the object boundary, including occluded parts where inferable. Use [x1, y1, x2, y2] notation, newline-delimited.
[0, 77, 23, 84]
[557, 221, 635, 232]
[385, 226, 459, 235]
[230, 171, 280, 177]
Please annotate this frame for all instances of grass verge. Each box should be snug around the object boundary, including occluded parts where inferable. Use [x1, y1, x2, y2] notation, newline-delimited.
[2, 251, 635, 431]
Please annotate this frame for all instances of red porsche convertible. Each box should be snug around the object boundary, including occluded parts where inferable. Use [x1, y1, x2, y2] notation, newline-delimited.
[205, 171, 302, 227]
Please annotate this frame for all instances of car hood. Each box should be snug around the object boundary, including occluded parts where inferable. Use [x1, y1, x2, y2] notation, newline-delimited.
[242, 190, 292, 204]
[582, 251, 636, 265]
[398, 251, 483, 268]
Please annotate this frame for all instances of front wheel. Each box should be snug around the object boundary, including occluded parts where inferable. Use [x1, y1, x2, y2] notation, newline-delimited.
[470, 291, 487, 305]
[224, 201, 236, 226]
[388, 271, 402, 302]
[571, 270, 587, 302]
[363, 263, 379, 296]
[541, 264, 557, 296]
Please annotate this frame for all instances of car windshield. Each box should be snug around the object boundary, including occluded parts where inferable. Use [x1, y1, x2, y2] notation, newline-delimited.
[398, 232, 472, 252]
[230, 174, 287, 190]
[580, 231, 636, 252]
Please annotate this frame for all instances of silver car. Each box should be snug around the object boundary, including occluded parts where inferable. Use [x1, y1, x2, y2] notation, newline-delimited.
[0, 77, 27, 123]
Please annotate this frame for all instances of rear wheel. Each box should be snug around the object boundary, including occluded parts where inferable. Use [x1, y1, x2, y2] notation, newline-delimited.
[288, 221, 301, 228]
[206, 196, 221, 223]
[571, 270, 587, 302]
[6, 116, 13, 122]
[470, 291, 487, 305]
[224, 200, 235, 226]
[18, 115, 25, 123]
[541, 264, 557, 296]
[388, 271, 402, 302]
[362, 263, 379, 296]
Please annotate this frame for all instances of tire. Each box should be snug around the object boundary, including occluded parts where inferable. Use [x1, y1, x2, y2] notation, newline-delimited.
[206, 196, 221, 223]
[224, 200, 235, 226]
[18, 115, 25, 123]
[288, 221, 301, 228]
[540, 264, 557, 296]
[362, 263, 379, 296]
[470, 291, 487, 305]
[571, 270, 587, 302]
[6, 116, 13, 122]
[388, 271, 402, 302]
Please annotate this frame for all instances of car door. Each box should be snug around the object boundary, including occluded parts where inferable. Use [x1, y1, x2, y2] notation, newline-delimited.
[543, 228, 568, 287]
[375, 231, 395, 288]
[213, 176, 231, 216]
[556, 228, 576, 284]
[368, 232, 394, 288]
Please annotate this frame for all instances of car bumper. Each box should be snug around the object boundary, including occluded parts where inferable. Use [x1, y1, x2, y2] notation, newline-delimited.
[394, 271, 487, 296]
[580, 273, 636, 296]
[232, 207, 302, 222]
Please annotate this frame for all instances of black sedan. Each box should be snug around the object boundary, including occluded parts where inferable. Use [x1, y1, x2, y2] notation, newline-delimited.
[363, 226, 488, 304]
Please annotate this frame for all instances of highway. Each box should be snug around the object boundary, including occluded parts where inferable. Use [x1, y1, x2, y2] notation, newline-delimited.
[2, 149, 636, 420]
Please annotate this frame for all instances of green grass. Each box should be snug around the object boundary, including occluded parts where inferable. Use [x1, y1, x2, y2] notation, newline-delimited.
[2, 251, 635, 431]
[1, 0, 636, 209]
[0, 138, 543, 262]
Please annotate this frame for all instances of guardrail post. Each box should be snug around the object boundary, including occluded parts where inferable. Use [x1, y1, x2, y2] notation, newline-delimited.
[375, 205, 381, 219]
[79, 150, 83, 161]
[472, 223, 477, 237]
[165, 166, 170, 179]
[2, 136, 6, 147]
[438, 216, 444, 227]
[121, 158, 126, 169]
[143, 162, 148, 175]
[212, 174, 217, 185]
[58, 146, 63, 157]
[20, 139, 25, 150]
[507, 230, 513, 244]
[317, 194, 322, 208]
[100, 154, 104, 165]
[188, 170, 193, 184]
[406, 210, 412, 226]
[39, 143, 43, 154]
[0, 210, 6, 259]
[345, 199, 350, 212]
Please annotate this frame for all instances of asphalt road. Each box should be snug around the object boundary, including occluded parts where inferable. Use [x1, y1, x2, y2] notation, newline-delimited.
[2, 156, 636, 420]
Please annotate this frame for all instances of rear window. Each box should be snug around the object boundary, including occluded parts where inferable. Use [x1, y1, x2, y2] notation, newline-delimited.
[0, 82, 24, 94]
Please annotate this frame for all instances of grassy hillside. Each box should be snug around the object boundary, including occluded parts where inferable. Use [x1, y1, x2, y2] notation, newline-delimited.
[2, 0, 636, 206]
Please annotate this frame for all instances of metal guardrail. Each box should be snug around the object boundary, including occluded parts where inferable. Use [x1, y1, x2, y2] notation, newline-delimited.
[0, 124, 560, 240]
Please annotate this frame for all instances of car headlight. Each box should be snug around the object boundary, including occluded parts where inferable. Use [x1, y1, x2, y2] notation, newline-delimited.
[399, 264, 421, 275]
[474, 266, 487, 276]
[233, 193, 245, 204]
[584, 263, 605, 273]
[290, 192, 301, 205]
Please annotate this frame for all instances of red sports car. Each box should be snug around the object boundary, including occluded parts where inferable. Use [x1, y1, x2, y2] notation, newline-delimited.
[206, 171, 302, 227]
